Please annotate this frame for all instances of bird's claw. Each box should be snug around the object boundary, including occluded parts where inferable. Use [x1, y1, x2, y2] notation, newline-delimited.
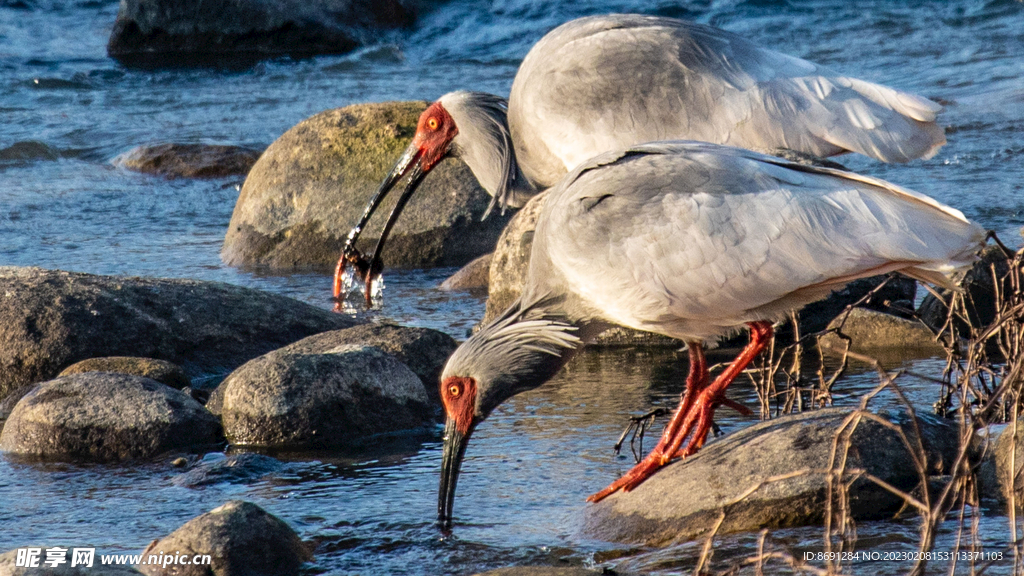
[612, 408, 669, 463]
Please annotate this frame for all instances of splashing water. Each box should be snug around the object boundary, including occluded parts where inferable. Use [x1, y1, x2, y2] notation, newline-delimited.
[336, 266, 386, 313]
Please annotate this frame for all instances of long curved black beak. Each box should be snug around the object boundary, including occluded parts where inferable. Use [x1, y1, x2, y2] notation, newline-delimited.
[438, 417, 473, 530]
[333, 142, 428, 307]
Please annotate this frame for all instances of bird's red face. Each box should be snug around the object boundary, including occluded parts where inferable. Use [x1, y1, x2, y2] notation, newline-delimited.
[412, 102, 458, 172]
[438, 375, 478, 530]
[440, 376, 477, 435]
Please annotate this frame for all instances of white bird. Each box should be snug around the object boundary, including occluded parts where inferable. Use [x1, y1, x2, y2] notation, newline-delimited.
[434, 141, 984, 529]
[334, 14, 946, 299]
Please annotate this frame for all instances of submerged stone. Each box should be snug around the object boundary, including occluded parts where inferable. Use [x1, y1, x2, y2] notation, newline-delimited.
[172, 453, 283, 487]
[113, 143, 261, 179]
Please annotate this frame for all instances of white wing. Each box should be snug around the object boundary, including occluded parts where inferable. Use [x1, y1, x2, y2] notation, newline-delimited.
[532, 142, 983, 342]
[510, 15, 945, 189]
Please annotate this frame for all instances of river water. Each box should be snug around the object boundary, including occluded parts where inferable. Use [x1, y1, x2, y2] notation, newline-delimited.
[1, 0, 1023, 574]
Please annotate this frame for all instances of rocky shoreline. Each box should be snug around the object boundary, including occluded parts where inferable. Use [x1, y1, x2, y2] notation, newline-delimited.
[3, 95, 1017, 575]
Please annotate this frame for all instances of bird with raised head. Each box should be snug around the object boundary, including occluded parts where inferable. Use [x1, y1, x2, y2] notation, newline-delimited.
[335, 14, 947, 301]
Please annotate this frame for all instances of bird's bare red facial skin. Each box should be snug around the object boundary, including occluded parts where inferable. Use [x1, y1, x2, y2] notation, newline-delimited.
[412, 102, 457, 172]
[440, 376, 476, 435]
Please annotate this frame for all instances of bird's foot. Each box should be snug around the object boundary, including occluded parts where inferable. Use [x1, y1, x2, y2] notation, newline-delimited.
[672, 388, 723, 458]
[586, 448, 674, 503]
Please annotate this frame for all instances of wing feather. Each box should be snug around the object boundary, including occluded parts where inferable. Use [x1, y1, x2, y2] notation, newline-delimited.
[510, 14, 946, 189]
[534, 142, 984, 341]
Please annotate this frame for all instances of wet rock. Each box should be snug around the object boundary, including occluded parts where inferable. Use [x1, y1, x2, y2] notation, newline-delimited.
[113, 143, 261, 179]
[0, 267, 356, 403]
[207, 323, 454, 412]
[440, 253, 492, 293]
[59, 357, 191, 390]
[137, 500, 310, 576]
[990, 418, 1024, 505]
[221, 101, 512, 270]
[584, 407, 960, 545]
[172, 453, 283, 487]
[0, 547, 143, 574]
[919, 245, 1012, 335]
[0, 140, 60, 162]
[484, 192, 547, 323]
[818, 307, 944, 355]
[0, 385, 33, 422]
[108, 0, 415, 65]
[0, 373, 223, 462]
[218, 344, 431, 448]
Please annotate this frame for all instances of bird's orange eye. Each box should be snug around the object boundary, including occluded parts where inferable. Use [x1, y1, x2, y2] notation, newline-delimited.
[428, 117, 439, 130]
[448, 384, 461, 397]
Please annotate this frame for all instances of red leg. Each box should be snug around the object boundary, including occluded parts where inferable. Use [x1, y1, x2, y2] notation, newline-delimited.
[669, 321, 773, 458]
[587, 341, 708, 503]
[587, 322, 773, 502]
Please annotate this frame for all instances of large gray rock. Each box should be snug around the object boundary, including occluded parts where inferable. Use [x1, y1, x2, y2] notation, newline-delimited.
[440, 253, 492, 293]
[0, 547, 142, 575]
[484, 192, 547, 323]
[584, 408, 960, 545]
[0, 373, 223, 462]
[113, 144, 261, 179]
[0, 267, 356, 403]
[107, 0, 415, 64]
[59, 357, 191, 390]
[218, 344, 431, 448]
[137, 501, 310, 576]
[991, 418, 1024, 505]
[819, 307, 944, 356]
[221, 101, 512, 270]
[207, 323, 455, 412]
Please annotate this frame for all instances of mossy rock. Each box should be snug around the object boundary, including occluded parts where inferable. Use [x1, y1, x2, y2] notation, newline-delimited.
[222, 101, 512, 270]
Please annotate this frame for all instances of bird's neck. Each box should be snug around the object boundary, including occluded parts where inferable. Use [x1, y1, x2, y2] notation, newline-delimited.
[447, 95, 540, 214]
[464, 130, 539, 216]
